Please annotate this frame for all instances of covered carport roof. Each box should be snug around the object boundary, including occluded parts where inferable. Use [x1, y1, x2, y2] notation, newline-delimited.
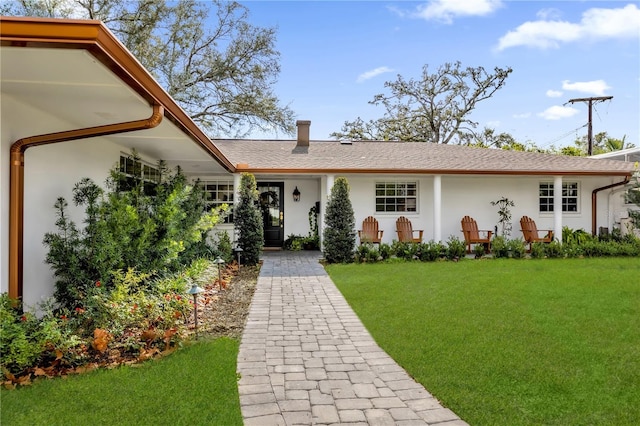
[1, 16, 234, 174]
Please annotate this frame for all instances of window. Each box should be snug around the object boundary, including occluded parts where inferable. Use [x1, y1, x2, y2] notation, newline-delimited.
[375, 182, 418, 213]
[119, 155, 159, 195]
[200, 180, 234, 223]
[539, 182, 579, 212]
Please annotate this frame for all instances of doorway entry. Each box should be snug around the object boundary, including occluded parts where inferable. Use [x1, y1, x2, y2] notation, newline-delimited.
[257, 182, 284, 247]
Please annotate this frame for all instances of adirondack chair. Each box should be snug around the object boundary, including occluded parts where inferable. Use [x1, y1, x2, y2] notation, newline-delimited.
[520, 216, 554, 251]
[358, 216, 383, 244]
[460, 216, 493, 254]
[396, 216, 423, 243]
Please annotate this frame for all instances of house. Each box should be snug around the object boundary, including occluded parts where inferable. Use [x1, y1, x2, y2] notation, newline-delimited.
[590, 147, 640, 237]
[1, 17, 636, 308]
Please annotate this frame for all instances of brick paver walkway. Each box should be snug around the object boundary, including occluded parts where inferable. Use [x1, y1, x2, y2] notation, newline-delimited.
[237, 251, 468, 425]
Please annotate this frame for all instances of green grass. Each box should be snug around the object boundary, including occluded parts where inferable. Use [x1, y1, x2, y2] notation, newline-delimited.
[1, 338, 242, 426]
[326, 258, 640, 426]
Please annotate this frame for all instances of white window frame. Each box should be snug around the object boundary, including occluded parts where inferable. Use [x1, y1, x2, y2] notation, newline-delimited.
[539, 181, 580, 213]
[119, 154, 160, 193]
[200, 180, 234, 223]
[375, 181, 418, 214]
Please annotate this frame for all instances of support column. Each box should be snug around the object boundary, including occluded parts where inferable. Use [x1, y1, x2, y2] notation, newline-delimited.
[554, 176, 563, 243]
[233, 173, 242, 244]
[433, 175, 442, 242]
[319, 174, 335, 250]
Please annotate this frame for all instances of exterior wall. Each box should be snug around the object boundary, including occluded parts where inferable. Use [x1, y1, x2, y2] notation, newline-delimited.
[1, 93, 156, 308]
[342, 174, 623, 245]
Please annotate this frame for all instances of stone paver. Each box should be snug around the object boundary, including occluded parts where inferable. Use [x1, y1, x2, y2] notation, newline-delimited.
[237, 251, 468, 425]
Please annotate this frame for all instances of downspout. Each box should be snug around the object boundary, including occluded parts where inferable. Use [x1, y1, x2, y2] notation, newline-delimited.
[9, 104, 164, 301]
[591, 176, 630, 236]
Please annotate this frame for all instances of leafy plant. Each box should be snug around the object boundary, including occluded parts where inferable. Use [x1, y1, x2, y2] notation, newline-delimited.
[545, 241, 564, 258]
[473, 244, 485, 259]
[490, 197, 515, 238]
[234, 173, 263, 266]
[530, 242, 546, 259]
[323, 177, 356, 263]
[446, 236, 466, 260]
[43, 155, 224, 310]
[507, 239, 526, 259]
[216, 230, 233, 264]
[491, 236, 509, 258]
[419, 241, 446, 262]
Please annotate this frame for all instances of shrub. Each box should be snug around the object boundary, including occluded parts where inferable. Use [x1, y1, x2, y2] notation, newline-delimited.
[216, 231, 233, 264]
[507, 239, 526, 259]
[446, 236, 466, 260]
[420, 241, 446, 262]
[530, 242, 546, 259]
[43, 156, 224, 310]
[491, 236, 509, 258]
[473, 244, 485, 259]
[234, 173, 263, 266]
[545, 241, 564, 258]
[392, 241, 418, 261]
[378, 243, 392, 260]
[323, 177, 356, 263]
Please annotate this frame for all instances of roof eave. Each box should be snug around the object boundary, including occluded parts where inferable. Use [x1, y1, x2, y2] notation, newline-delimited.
[0, 16, 235, 173]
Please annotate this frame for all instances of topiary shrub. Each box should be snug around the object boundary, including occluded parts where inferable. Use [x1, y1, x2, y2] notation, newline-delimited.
[216, 230, 234, 264]
[323, 177, 356, 263]
[234, 173, 263, 266]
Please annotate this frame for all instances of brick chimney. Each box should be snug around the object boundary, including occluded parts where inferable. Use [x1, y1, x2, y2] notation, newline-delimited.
[296, 120, 310, 147]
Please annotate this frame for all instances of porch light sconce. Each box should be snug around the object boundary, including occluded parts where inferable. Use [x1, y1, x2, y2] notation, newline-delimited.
[293, 186, 301, 202]
[187, 284, 204, 340]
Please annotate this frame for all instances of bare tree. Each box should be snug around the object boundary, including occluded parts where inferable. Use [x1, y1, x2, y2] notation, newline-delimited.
[332, 62, 512, 143]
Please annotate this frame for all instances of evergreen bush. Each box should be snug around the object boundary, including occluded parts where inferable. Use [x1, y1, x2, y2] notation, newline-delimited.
[43, 156, 224, 310]
[234, 173, 263, 266]
[323, 177, 356, 263]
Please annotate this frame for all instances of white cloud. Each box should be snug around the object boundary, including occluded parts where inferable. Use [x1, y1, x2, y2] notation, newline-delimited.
[513, 113, 531, 119]
[536, 8, 562, 21]
[546, 90, 563, 98]
[562, 79, 611, 96]
[538, 105, 580, 120]
[497, 4, 640, 50]
[413, 0, 502, 24]
[356, 66, 394, 83]
[486, 120, 501, 128]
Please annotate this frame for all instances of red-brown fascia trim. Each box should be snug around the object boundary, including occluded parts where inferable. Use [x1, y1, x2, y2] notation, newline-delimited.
[233, 167, 633, 177]
[0, 17, 235, 172]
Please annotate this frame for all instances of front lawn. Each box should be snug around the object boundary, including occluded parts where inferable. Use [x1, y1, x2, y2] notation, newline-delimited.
[1, 338, 242, 426]
[326, 258, 640, 425]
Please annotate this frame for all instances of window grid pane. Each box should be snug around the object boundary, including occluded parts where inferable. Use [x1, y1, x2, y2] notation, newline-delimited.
[199, 180, 234, 223]
[375, 182, 418, 213]
[539, 182, 579, 213]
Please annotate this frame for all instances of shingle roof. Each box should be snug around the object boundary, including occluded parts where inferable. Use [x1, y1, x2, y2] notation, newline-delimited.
[215, 139, 635, 176]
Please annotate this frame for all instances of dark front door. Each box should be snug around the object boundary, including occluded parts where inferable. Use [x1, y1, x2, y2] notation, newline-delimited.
[257, 182, 284, 247]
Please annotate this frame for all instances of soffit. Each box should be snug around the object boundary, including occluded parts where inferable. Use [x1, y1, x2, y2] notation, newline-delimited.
[1, 45, 229, 175]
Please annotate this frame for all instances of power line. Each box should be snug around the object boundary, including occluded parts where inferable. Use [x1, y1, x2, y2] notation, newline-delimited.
[539, 123, 588, 149]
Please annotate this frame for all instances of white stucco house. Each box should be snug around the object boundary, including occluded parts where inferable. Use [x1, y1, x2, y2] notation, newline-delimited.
[1, 17, 637, 308]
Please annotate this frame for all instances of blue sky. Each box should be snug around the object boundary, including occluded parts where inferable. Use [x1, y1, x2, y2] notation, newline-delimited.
[242, 0, 639, 148]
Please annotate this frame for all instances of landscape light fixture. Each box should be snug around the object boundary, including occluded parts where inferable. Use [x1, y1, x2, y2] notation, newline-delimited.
[214, 257, 226, 291]
[234, 246, 243, 268]
[187, 284, 204, 340]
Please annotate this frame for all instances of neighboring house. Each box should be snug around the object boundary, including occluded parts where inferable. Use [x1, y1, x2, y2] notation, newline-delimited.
[590, 147, 640, 237]
[1, 17, 636, 308]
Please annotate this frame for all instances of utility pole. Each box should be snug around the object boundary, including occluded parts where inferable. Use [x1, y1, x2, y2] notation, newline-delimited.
[566, 96, 613, 155]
